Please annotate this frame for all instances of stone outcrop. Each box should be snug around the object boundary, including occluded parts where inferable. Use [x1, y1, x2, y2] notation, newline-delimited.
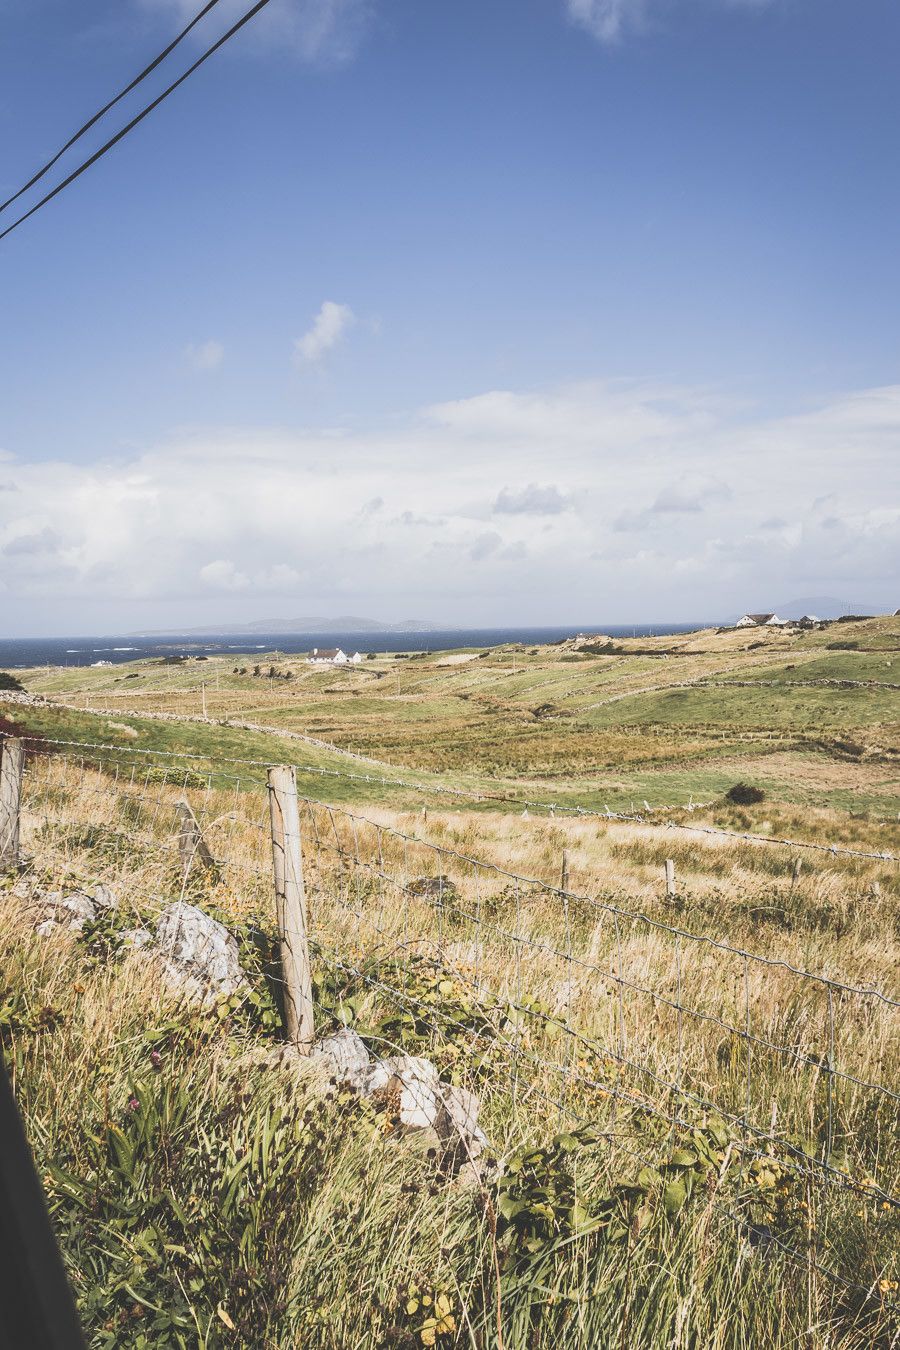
[309, 1031, 489, 1173]
[155, 901, 246, 1001]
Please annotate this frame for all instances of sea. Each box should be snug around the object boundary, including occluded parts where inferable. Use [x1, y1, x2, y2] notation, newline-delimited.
[0, 624, 708, 670]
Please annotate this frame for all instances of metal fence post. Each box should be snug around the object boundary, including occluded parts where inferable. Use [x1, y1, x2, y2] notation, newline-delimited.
[267, 765, 314, 1052]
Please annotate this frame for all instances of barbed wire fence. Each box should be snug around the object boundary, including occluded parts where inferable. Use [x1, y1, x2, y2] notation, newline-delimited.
[2, 732, 898, 1314]
[5, 726, 898, 858]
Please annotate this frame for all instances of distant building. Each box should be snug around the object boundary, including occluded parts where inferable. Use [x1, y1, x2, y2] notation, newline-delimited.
[307, 647, 348, 665]
[736, 613, 776, 627]
[348, 652, 363, 664]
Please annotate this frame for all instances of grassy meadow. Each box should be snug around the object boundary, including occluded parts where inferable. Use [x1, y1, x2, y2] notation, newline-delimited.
[1, 615, 899, 1347]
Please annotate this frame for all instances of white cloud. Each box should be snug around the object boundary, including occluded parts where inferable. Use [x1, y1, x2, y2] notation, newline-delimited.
[652, 474, 732, 513]
[567, 0, 644, 42]
[470, 531, 503, 561]
[199, 559, 250, 590]
[136, 0, 371, 66]
[566, 0, 775, 44]
[494, 483, 573, 515]
[293, 301, 356, 365]
[185, 339, 224, 371]
[0, 378, 897, 630]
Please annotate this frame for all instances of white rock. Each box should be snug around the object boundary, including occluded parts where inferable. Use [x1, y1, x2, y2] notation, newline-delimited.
[33, 891, 96, 932]
[436, 1085, 488, 1159]
[369, 1055, 441, 1090]
[155, 902, 244, 998]
[93, 884, 119, 911]
[121, 927, 153, 950]
[365, 1055, 443, 1130]
[312, 1028, 370, 1089]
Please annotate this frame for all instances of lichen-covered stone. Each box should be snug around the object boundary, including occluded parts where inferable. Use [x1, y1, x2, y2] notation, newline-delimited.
[365, 1055, 443, 1130]
[155, 902, 245, 999]
[436, 1085, 488, 1160]
[33, 891, 96, 933]
[121, 927, 153, 950]
[311, 1028, 371, 1089]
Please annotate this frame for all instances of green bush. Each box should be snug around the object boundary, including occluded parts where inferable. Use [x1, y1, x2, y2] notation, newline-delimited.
[725, 783, 766, 806]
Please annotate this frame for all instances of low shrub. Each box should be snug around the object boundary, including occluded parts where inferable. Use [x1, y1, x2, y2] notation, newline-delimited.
[725, 783, 766, 806]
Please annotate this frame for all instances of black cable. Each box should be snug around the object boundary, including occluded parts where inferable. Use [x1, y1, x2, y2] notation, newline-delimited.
[0, 1055, 86, 1349]
[0, 0, 273, 244]
[0, 0, 226, 215]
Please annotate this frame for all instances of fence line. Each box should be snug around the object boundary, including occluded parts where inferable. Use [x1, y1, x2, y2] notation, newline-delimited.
[9, 730, 898, 862]
[7, 739, 899, 1310]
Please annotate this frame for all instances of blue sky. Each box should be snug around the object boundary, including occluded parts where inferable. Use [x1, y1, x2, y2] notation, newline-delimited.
[0, 0, 898, 634]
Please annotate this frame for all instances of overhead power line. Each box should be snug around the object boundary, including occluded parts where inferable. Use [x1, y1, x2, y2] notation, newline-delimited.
[0, 0, 227, 216]
[0, 0, 273, 245]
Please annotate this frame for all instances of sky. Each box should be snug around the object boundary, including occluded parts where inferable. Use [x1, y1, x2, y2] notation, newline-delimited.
[0, 0, 898, 635]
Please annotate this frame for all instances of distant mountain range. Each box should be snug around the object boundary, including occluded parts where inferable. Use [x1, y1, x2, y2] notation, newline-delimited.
[131, 616, 444, 636]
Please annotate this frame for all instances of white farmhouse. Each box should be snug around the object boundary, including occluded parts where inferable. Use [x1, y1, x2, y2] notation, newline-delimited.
[307, 647, 348, 665]
[735, 613, 788, 628]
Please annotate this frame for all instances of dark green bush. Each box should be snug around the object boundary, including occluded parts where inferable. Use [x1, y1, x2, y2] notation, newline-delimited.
[725, 783, 766, 806]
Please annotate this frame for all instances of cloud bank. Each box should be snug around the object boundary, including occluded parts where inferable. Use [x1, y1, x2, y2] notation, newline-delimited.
[0, 379, 896, 632]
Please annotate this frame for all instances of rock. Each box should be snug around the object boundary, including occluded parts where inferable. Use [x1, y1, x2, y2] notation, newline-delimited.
[155, 902, 245, 999]
[365, 1055, 443, 1130]
[436, 1085, 488, 1160]
[407, 875, 458, 903]
[121, 927, 153, 950]
[456, 1160, 488, 1189]
[93, 884, 119, 911]
[33, 891, 96, 933]
[311, 1028, 370, 1090]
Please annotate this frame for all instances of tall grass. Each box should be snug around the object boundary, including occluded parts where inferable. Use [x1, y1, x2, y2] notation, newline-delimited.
[3, 752, 898, 1346]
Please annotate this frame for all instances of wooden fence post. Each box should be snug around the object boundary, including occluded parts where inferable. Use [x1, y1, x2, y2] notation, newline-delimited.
[175, 799, 216, 879]
[0, 738, 24, 872]
[560, 848, 569, 892]
[791, 857, 802, 890]
[665, 858, 676, 898]
[267, 765, 314, 1052]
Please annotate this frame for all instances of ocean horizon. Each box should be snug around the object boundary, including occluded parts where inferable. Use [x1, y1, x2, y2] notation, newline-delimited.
[0, 623, 712, 669]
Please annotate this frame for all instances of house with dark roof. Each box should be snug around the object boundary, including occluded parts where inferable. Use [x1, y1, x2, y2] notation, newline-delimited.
[307, 647, 347, 665]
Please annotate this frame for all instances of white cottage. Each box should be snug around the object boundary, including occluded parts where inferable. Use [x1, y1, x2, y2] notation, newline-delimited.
[735, 613, 787, 628]
[308, 647, 348, 665]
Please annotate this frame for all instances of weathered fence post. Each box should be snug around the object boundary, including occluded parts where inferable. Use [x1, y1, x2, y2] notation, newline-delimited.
[0, 738, 24, 872]
[267, 765, 314, 1053]
[175, 799, 216, 879]
[665, 858, 676, 898]
[560, 848, 569, 892]
[791, 857, 802, 890]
